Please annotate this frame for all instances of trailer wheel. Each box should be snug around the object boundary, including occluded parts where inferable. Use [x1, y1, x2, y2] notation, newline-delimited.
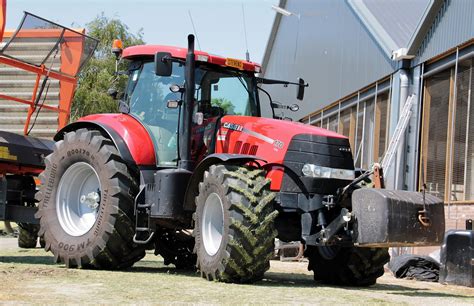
[6, 175, 38, 248]
[194, 165, 278, 283]
[18, 224, 39, 248]
[306, 246, 389, 286]
[35, 129, 145, 269]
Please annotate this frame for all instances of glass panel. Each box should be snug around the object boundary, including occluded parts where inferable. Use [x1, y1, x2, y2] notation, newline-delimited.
[465, 59, 474, 200]
[126, 61, 182, 166]
[312, 117, 321, 127]
[195, 65, 258, 117]
[355, 103, 364, 168]
[340, 108, 351, 137]
[452, 59, 473, 201]
[375, 92, 389, 162]
[424, 69, 451, 200]
[328, 115, 338, 132]
[362, 100, 375, 169]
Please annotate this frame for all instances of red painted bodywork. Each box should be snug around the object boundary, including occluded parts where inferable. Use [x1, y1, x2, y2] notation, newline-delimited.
[122, 45, 261, 73]
[216, 116, 347, 190]
[79, 113, 156, 166]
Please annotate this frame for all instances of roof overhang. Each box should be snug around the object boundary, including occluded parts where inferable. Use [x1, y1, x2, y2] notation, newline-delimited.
[406, 0, 445, 56]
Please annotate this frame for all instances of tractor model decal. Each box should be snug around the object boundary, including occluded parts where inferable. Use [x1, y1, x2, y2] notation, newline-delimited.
[222, 121, 284, 149]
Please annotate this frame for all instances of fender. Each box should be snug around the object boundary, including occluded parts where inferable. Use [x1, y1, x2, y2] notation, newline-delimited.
[55, 114, 156, 167]
[182, 153, 266, 211]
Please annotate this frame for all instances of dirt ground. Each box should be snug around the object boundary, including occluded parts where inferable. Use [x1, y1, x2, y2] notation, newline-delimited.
[0, 238, 473, 305]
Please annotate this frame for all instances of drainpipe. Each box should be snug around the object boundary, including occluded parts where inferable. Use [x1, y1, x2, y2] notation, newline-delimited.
[394, 68, 410, 190]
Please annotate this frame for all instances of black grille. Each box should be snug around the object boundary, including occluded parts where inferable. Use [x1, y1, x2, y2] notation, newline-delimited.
[281, 134, 354, 194]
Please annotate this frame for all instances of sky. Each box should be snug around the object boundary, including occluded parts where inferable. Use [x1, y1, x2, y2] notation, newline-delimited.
[6, 0, 278, 64]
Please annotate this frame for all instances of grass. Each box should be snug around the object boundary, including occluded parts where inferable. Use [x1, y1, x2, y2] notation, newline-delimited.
[0, 221, 17, 237]
[1, 244, 473, 305]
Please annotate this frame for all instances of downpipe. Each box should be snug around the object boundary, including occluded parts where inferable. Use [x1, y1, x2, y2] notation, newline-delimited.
[395, 69, 409, 190]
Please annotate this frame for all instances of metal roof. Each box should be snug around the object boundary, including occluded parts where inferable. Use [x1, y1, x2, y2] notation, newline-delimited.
[347, 0, 431, 56]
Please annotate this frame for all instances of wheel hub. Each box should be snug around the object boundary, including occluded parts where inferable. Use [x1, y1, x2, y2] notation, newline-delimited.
[80, 191, 100, 209]
[202, 192, 224, 256]
[56, 162, 101, 237]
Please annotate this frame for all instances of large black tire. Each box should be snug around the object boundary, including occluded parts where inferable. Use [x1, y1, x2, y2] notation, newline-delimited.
[154, 229, 196, 270]
[193, 165, 278, 283]
[306, 246, 390, 286]
[35, 129, 145, 269]
[18, 224, 39, 248]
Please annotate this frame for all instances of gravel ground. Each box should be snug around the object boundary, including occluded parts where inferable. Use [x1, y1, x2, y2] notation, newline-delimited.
[1, 237, 473, 305]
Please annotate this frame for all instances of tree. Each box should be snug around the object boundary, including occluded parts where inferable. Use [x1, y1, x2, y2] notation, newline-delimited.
[71, 13, 144, 120]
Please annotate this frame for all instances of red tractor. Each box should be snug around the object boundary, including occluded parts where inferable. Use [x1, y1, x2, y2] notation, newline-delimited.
[35, 35, 445, 285]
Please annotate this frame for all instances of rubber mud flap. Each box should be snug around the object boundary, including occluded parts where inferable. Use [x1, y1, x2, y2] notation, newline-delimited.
[351, 189, 445, 247]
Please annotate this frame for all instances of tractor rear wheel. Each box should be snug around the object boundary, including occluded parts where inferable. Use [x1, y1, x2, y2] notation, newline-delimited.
[35, 129, 145, 269]
[306, 246, 389, 286]
[193, 165, 278, 283]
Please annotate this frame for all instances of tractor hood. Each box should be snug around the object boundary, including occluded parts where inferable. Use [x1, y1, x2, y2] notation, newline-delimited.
[216, 115, 348, 164]
[215, 116, 353, 191]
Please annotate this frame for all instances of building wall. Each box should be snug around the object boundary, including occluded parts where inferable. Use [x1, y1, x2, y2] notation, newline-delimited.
[262, 0, 395, 119]
[414, 0, 474, 65]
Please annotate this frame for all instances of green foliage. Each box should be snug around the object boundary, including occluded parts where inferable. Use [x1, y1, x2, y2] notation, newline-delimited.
[71, 13, 144, 120]
[211, 98, 236, 115]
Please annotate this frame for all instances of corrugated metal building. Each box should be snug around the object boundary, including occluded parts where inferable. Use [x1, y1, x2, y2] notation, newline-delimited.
[262, 0, 474, 254]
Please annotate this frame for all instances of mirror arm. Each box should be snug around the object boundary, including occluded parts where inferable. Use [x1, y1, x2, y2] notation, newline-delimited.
[256, 77, 308, 87]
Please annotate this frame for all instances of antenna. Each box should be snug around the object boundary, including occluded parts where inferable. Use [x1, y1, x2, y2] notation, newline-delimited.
[188, 10, 202, 50]
[241, 3, 250, 61]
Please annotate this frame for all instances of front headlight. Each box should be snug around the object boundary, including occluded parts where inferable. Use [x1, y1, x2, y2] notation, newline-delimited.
[301, 164, 355, 180]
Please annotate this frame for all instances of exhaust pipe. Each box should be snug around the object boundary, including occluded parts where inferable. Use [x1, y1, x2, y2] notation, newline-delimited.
[179, 34, 196, 171]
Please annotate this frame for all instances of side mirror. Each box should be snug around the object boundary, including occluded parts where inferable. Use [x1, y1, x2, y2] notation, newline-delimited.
[155, 52, 172, 76]
[297, 78, 306, 101]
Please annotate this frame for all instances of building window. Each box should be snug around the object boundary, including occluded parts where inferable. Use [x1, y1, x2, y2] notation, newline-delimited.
[421, 58, 473, 202]
[328, 115, 338, 132]
[374, 92, 390, 162]
[309, 85, 391, 170]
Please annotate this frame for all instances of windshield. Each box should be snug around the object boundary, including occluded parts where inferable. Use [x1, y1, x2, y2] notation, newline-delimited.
[195, 65, 259, 117]
[125, 61, 183, 166]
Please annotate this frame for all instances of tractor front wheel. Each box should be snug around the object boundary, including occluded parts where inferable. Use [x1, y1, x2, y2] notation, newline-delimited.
[35, 129, 145, 269]
[193, 165, 278, 283]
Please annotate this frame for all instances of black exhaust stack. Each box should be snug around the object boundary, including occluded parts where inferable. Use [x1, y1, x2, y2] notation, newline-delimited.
[179, 34, 196, 171]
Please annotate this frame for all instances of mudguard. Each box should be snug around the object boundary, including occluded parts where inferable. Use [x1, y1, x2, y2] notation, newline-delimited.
[182, 153, 266, 211]
[55, 114, 156, 167]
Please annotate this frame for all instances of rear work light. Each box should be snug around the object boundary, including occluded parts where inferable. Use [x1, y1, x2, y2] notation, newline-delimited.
[301, 164, 355, 180]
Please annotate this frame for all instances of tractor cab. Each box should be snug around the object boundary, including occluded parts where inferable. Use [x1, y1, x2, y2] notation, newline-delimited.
[120, 44, 262, 167]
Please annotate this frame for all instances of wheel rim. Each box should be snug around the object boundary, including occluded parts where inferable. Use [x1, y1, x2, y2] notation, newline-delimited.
[56, 162, 101, 237]
[202, 192, 224, 256]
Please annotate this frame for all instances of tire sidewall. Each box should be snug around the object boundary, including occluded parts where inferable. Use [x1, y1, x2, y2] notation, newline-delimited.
[195, 174, 231, 272]
[40, 135, 116, 260]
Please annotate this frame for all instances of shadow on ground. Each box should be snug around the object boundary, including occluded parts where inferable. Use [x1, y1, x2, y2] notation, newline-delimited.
[0, 255, 54, 265]
[257, 271, 472, 299]
[1, 254, 472, 300]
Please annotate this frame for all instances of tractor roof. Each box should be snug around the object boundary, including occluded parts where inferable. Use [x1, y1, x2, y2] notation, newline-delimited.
[122, 45, 261, 73]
